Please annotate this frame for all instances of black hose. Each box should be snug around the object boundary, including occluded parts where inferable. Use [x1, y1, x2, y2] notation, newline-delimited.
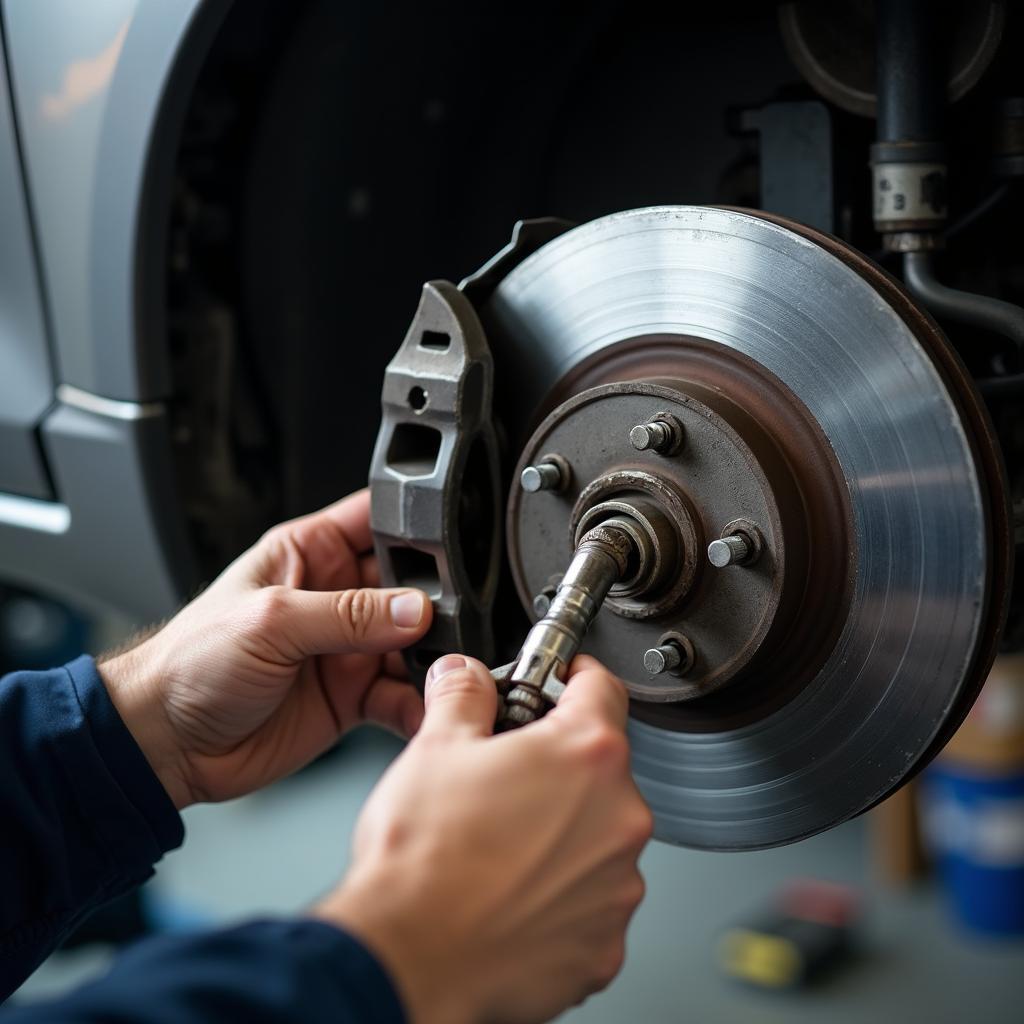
[875, 0, 945, 145]
[903, 251, 1024, 352]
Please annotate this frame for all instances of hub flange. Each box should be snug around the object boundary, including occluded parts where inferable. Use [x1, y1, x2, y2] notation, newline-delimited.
[507, 378, 827, 703]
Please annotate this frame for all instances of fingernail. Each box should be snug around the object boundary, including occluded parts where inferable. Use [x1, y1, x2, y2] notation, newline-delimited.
[426, 654, 467, 685]
[390, 591, 425, 628]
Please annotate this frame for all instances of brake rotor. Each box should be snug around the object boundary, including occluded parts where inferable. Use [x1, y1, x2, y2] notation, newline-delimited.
[472, 206, 1010, 850]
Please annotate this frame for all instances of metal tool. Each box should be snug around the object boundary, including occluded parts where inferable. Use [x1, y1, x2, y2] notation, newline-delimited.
[493, 519, 636, 729]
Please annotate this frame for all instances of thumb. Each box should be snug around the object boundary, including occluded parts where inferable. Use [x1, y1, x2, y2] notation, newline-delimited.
[250, 585, 431, 659]
[418, 655, 497, 739]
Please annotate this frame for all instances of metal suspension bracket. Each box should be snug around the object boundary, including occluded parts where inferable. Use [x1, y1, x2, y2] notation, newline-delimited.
[370, 219, 574, 682]
[369, 280, 502, 676]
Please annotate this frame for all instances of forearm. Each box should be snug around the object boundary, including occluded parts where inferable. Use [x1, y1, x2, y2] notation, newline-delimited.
[1, 921, 405, 1024]
[0, 657, 183, 998]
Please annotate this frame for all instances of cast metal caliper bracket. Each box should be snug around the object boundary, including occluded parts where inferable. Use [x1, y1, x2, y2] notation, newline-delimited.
[458, 217, 574, 304]
[369, 280, 502, 680]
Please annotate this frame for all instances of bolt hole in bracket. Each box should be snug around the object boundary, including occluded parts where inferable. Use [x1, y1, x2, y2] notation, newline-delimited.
[369, 280, 502, 679]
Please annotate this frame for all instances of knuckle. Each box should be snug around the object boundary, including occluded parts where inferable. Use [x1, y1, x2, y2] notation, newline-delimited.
[239, 587, 296, 660]
[592, 941, 626, 990]
[573, 723, 630, 771]
[256, 524, 295, 566]
[335, 588, 377, 640]
[259, 522, 287, 549]
[374, 816, 412, 855]
[411, 729, 444, 755]
[583, 665, 628, 703]
[621, 871, 647, 912]
[624, 802, 655, 849]
[252, 585, 291, 627]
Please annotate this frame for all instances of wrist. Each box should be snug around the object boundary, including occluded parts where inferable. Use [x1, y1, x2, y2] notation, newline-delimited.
[98, 647, 194, 810]
[312, 872, 481, 1024]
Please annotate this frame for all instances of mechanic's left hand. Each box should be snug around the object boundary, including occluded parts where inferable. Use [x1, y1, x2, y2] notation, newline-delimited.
[99, 489, 432, 810]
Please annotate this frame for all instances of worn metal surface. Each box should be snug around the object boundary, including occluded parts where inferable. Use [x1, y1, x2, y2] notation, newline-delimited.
[708, 535, 752, 569]
[644, 639, 690, 676]
[481, 205, 1001, 849]
[534, 337, 853, 734]
[573, 473, 700, 614]
[370, 280, 501, 674]
[521, 459, 566, 493]
[754, 208, 1011, 781]
[629, 414, 683, 455]
[508, 380, 797, 702]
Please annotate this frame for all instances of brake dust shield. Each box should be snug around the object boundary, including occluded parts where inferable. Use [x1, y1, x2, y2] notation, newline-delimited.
[371, 206, 1009, 851]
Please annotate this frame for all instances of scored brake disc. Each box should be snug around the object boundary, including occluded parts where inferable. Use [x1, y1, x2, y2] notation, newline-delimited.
[372, 206, 1010, 851]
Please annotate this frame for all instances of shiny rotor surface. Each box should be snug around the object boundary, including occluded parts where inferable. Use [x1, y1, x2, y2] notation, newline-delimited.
[484, 206, 990, 850]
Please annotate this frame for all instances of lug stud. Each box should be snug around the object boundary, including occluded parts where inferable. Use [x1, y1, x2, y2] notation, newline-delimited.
[644, 643, 681, 674]
[708, 534, 752, 568]
[643, 637, 693, 676]
[532, 584, 557, 618]
[629, 414, 683, 455]
[520, 456, 568, 493]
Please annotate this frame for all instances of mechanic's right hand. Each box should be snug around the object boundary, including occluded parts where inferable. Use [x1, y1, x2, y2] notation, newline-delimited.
[316, 654, 652, 1024]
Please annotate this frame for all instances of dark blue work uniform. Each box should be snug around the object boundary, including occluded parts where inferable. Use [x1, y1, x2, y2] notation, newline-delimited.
[0, 656, 405, 1023]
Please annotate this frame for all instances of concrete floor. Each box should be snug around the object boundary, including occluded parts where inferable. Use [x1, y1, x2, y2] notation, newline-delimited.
[16, 728, 1024, 1022]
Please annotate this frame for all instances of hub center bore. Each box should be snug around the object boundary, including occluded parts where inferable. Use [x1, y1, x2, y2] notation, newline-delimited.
[571, 472, 700, 620]
[574, 492, 679, 603]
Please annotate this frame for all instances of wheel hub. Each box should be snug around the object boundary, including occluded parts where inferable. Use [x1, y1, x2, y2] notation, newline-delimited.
[371, 205, 1010, 850]
[507, 373, 849, 705]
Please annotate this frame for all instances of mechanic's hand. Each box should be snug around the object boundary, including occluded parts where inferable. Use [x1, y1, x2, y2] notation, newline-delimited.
[317, 654, 652, 1024]
[99, 489, 432, 809]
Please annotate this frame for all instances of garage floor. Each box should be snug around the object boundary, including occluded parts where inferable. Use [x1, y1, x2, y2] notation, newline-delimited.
[15, 728, 1024, 1022]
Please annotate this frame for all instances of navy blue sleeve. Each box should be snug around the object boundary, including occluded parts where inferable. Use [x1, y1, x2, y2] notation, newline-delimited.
[3, 920, 406, 1024]
[0, 656, 184, 997]
[0, 656, 408, 1023]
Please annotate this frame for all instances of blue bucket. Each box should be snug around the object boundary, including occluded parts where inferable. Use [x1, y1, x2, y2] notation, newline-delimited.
[921, 765, 1024, 936]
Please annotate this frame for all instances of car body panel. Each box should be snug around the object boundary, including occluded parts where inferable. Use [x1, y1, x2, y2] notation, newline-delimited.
[0, 0, 219, 617]
[3, 0, 215, 401]
[0, 395, 195, 621]
[0, 31, 54, 499]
